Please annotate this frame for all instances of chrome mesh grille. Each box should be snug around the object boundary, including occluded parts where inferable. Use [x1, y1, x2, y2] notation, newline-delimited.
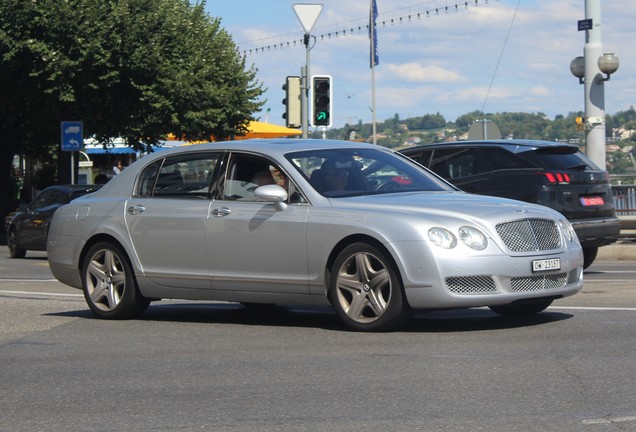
[511, 273, 567, 292]
[496, 218, 561, 252]
[446, 276, 497, 294]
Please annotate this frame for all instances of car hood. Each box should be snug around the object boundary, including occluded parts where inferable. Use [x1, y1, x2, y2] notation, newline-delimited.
[333, 191, 563, 223]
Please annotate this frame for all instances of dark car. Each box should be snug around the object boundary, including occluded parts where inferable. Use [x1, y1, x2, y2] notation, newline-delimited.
[6, 184, 102, 258]
[400, 139, 620, 268]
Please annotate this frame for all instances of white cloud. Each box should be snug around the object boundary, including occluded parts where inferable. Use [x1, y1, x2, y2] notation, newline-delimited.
[530, 86, 552, 97]
[383, 62, 465, 83]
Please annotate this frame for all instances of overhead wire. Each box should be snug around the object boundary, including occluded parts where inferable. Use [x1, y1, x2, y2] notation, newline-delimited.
[480, 0, 521, 114]
[236, 0, 496, 56]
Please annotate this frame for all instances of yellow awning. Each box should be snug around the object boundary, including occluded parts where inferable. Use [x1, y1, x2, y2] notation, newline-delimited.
[166, 121, 301, 144]
[235, 121, 302, 140]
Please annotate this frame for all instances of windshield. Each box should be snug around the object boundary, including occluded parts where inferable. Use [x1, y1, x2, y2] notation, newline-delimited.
[287, 147, 454, 197]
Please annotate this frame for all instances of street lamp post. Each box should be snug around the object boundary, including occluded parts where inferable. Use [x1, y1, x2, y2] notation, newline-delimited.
[570, 0, 619, 169]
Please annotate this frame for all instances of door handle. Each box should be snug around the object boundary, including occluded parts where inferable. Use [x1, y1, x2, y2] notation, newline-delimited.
[211, 207, 232, 217]
[127, 205, 146, 215]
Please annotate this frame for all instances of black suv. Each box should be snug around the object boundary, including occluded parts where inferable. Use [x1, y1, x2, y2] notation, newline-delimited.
[401, 140, 620, 268]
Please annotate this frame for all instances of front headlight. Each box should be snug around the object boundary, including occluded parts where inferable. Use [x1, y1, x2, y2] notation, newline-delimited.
[558, 219, 576, 242]
[458, 226, 488, 250]
[428, 227, 457, 249]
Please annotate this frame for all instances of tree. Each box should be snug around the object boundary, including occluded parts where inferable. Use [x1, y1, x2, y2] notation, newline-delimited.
[0, 0, 264, 221]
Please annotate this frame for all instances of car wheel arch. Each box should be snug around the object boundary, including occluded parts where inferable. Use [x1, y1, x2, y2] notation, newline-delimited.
[79, 234, 134, 274]
[324, 234, 404, 290]
[80, 239, 150, 319]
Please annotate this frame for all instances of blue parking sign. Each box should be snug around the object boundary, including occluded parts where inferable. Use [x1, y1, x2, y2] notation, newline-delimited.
[61, 121, 83, 151]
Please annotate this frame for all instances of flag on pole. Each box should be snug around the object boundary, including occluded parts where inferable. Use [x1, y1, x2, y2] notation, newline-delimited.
[369, 0, 379, 68]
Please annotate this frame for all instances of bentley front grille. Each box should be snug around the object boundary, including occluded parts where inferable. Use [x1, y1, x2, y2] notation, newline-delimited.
[496, 218, 561, 252]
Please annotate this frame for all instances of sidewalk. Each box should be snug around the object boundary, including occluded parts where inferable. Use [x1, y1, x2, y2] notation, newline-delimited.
[597, 239, 636, 261]
[600, 216, 636, 261]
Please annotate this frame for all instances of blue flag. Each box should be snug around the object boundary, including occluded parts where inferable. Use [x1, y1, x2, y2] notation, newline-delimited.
[370, 0, 379, 68]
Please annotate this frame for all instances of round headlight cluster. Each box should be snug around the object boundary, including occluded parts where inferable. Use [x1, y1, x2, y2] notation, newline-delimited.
[428, 227, 457, 249]
[458, 226, 488, 250]
[428, 226, 488, 250]
[558, 219, 577, 242]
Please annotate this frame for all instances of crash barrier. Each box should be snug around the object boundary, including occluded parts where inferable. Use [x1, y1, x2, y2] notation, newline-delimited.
[613, 185, 636, 216]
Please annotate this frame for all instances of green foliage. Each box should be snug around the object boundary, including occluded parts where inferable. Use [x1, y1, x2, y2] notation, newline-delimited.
[0, 0, 264, 149]
[0, 0, 264, 217]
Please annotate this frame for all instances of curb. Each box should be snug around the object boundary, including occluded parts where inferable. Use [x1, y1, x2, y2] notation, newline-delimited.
[597, 240, 636, 262]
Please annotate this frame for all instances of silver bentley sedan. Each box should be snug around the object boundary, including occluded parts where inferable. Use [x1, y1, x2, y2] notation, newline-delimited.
[48, 139, 583, 331]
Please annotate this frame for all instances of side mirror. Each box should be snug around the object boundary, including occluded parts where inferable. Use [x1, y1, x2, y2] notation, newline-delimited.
[254, 184, 288, 211]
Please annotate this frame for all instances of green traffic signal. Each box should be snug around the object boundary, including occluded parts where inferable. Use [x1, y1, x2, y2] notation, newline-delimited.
[316, 111, 328, 122]
[311, 75, 332, 127]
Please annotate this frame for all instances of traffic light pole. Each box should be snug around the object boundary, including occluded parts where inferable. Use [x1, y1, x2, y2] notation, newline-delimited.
[292, 3, 323, 139]
[302, 34, 310, 139]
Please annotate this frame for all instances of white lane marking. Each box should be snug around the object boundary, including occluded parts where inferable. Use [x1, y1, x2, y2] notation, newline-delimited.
[0, 290, 83, 298]
[550, 306, 636, 311]
[583, 415, 636, 425]
[0, 279, 59, 282]
[588, 270, 636, 273]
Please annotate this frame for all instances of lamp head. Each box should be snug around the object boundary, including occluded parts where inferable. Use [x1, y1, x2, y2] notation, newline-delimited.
[598, 53, 619, 76]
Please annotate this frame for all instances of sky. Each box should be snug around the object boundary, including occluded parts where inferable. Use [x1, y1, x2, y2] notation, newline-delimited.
[203, 0, 635, 129]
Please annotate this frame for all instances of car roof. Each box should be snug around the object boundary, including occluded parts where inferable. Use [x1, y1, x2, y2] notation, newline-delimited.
[402, 139, 579, 153]
[142, 138, 390, 163]
[87, 139, 404, 198]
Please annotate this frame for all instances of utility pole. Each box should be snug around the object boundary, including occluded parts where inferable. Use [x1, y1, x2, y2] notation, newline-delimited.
[570, 0, 619, 169]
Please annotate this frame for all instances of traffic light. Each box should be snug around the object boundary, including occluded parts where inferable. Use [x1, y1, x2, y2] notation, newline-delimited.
[282, 76, 302, 128]
[311, 75, 332, 127]
[575, 116, 585, 131]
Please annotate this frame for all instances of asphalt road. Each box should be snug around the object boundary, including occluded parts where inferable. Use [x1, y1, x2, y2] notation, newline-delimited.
[1, 251, 635, 432]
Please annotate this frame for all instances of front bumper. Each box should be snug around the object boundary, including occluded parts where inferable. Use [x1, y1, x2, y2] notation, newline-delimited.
[394, 241, 583, 310]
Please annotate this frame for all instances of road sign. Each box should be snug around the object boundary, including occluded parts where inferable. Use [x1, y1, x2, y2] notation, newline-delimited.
[578, 19, 593, 31]
[61, 121, 83, 151]
[293, 3, 323, 34]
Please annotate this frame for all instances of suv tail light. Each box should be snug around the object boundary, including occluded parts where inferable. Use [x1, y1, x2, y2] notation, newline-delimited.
[543, 172, 570, 184]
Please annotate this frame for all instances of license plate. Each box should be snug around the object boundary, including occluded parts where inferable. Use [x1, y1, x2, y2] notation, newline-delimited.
[580, 196, 604, 206]
[532, 258, 561, 272]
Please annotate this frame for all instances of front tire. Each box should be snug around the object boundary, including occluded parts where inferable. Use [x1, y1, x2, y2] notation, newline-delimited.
[7, 228, 26, 258]
[328, 242, 411, 331]
[81, 241, 149, 319]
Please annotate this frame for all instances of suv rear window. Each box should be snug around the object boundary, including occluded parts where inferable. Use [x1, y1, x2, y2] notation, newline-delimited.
[517, 147, 600, 171]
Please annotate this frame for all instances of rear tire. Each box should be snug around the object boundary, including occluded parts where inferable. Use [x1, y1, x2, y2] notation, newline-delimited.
[7, 229, 26, 258]
[81, 241, 149, 319]
[582, 247, 598, 269]
[328, 242, 411, 331]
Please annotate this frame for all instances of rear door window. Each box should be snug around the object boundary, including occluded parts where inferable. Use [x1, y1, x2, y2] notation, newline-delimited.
[431, 147, 534, 180]
[135, 153, 222, 198]
[430, 148, 483, 179]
